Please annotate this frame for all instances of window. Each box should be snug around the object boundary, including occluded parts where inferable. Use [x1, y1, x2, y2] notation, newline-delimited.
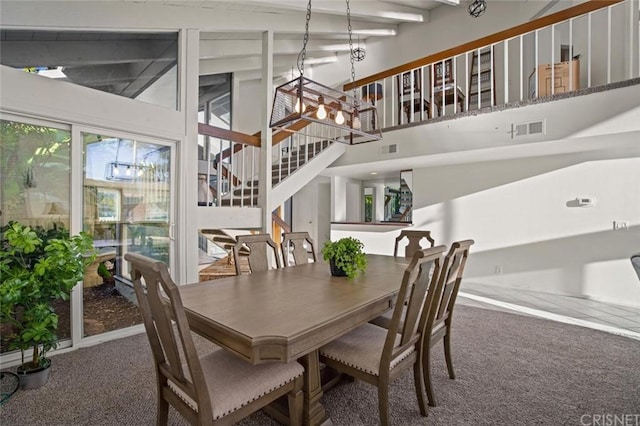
[0, 30, 179, 110]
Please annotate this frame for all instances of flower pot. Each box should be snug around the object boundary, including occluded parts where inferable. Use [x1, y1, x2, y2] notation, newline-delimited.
[329, 259, 348, 277]
[17, 358, 51, 390]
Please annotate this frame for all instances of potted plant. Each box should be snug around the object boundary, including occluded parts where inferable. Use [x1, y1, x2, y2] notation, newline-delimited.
[0, 221, 95, 389]
[321, 237, 367, 279]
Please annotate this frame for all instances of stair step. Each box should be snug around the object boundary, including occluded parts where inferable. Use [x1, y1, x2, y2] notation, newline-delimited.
[283, 144, 324, 155]
[219, 197, 259, 207]
[200, 230, 249, 254]
[276, 158, 308, 168]
[272, 168, 298, 177]
[233, 188, 260, 196]
[199, 256, 250, 281]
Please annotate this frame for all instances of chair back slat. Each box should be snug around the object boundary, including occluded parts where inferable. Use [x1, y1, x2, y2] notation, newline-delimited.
[382, 246, 446, 364]
[427, 240, 474, 327]
[394, 230, 435, 258]
[234, 234, 282, 274]
[281, 232, 317, 266]
[125, 253, 212, 418]
[146, 273, 186, 381]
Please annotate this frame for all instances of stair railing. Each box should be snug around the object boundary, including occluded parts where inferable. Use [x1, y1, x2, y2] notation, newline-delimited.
[345, 0, 635, 130]
[198, 122, 335, 208]
[198, 123, 260, 207]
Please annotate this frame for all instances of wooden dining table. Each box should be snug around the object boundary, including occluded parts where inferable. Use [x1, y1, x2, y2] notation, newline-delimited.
[179, 254, 411, 426]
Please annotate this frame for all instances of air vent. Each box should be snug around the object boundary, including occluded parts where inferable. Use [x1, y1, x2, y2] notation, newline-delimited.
[380, 144, 398, 155]
[511, 120, 545, 139]
[528, 121, 543, 134]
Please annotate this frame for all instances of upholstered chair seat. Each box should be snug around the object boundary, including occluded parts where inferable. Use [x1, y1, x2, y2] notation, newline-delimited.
[320, 324, 414, 376]
[167, 350, 303, 420]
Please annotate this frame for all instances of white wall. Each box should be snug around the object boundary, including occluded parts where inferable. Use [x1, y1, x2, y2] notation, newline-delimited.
[334, 150, 640, 308]
[292, 176, 332, 251]
[412, 155, 640, 307]
[235, 79, 263, 134]
[346, 181, 362, 222]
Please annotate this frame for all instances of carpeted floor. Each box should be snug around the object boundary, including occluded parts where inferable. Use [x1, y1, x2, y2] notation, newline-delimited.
[1, 305, 638, 425]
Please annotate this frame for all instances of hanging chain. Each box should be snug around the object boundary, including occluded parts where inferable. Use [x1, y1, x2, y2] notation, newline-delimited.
[346, 0, 357, 101]
[297, 0, 313, 76]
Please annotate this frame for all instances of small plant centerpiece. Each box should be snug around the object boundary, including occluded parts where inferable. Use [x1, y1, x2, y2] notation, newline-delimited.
[321, 237, 367, 279]
[0, 221, 95, 389]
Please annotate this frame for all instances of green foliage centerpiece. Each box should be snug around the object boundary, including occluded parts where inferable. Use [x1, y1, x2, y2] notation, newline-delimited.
[321, 237, 367, 279]
[0, 222, 95, 389]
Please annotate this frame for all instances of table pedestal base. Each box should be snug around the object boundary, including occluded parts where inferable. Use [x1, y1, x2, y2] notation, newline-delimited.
[265, 350, 331, 426]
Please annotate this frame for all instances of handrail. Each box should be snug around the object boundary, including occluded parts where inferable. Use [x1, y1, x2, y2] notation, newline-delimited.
[272, 211, 291, 235]
[198, 123, 260, 147]
[345, 0, 624, 90]
[201, 121, 314, 165]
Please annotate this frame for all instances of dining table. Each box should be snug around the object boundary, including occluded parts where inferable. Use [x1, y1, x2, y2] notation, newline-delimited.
[179, 254, 411, 426]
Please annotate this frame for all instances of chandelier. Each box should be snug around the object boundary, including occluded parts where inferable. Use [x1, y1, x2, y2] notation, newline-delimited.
[270, 0, 382, 145]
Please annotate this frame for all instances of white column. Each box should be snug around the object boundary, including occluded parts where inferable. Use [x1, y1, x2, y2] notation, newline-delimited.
[260, 30, 274, 234]
[625, 0, 640, 78]
[331, 176, 347, 222]
[181, 28, 201, 284]
[375, 183, 386, 222]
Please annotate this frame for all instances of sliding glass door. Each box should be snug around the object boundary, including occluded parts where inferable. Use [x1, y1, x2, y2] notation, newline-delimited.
[82, 131, 175, 337]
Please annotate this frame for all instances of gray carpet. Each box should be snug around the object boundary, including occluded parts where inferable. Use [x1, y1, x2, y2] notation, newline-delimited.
[1, 305, 638, 425]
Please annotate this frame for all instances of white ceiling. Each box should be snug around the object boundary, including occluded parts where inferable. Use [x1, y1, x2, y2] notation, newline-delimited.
[180, 0, 455, 80]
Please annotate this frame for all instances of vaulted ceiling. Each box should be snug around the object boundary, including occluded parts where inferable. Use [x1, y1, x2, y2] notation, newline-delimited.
[0, 0, 456, 91]
[0, 0, 458, 113]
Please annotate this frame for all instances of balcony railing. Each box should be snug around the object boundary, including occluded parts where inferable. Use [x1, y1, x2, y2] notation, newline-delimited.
[346, 0, 637, 130]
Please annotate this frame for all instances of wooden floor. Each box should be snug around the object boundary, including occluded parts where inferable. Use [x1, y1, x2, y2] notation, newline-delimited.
[198, 256, 250, 281]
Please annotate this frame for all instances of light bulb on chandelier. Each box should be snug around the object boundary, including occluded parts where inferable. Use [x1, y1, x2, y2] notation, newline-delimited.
[295, 97, 306, 113]
[316, 96, 327, 120]
[352, 114, 361, 130]
[335, 105, 345, 125]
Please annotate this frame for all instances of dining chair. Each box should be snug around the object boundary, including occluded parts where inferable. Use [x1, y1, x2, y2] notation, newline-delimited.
[125, 252, 304, 426]
[394, 229, 435, 258]
[421, 239, 474, 407]
[319, 245, 447, 425]
[432, 58, 465, 116]
[396, 68, 431, 124]
[233, 233, 282, 275]
[281, 231, 317, 266]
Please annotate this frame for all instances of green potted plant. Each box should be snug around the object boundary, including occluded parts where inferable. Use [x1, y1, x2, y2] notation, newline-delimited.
[0, 221, 95, 389]
[321, 237, 367, 279]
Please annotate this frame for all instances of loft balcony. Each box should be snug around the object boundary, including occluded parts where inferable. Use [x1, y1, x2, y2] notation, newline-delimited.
[342, 0, 638, 133]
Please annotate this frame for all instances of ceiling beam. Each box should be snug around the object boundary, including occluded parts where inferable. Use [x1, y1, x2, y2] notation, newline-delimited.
[199, 39, 360, 60]
[199, 53, 337, 75]
[238, 0, 426, 23]
[0, 1, 398, 35]
[0, 40, 176, 67]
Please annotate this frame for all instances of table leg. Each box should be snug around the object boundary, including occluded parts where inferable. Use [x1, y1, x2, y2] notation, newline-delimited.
[299, 350, 331, 426]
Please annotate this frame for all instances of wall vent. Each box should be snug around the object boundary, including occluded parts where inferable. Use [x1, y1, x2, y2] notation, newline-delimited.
[381, 144, 398, 154]
[511, 120, 545, 138]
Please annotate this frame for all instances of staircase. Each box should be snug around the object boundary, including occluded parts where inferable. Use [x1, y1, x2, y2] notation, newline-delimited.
[218, 140, 338, 207]
[198, 229, 250, 281]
